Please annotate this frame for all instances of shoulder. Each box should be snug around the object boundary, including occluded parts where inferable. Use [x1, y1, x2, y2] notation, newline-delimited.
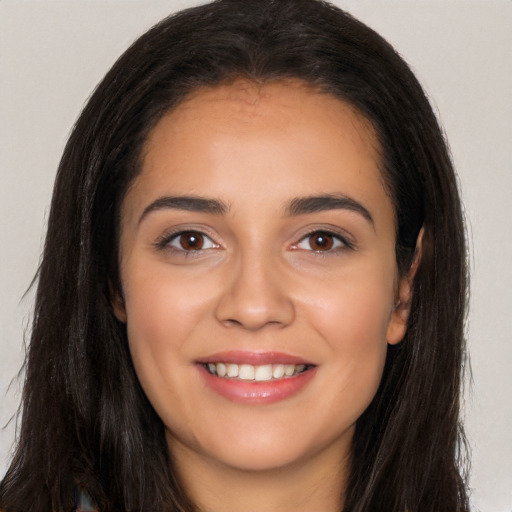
[75, 485, 98, 512]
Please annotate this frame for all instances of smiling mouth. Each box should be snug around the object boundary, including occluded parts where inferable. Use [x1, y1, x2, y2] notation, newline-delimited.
[203, 362, 313, 381]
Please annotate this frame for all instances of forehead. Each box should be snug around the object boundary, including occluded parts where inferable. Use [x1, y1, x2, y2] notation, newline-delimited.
[123, 79, 390, 226]
[139, 79, 382, 179]
[147, 79, 379, 153]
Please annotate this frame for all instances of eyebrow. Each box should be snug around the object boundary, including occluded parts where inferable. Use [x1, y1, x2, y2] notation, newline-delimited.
[139, 195, 229, 223]
[286, 194, 373, 224]
[138, 193, 373, 225]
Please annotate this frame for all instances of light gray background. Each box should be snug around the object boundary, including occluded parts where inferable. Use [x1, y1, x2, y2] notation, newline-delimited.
[1, 1, 511, 510]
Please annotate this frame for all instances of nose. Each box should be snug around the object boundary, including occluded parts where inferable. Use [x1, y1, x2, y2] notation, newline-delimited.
[214, 251, 295, 331]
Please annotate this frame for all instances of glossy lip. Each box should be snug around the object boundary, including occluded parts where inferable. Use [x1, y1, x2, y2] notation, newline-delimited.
[198, 350, 313, 365]
[196, 351, 317, 404]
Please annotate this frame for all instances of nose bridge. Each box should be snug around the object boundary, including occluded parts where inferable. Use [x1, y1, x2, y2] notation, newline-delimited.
[215, 244, 295, 330]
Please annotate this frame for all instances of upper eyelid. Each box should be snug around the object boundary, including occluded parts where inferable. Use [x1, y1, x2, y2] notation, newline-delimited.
[153, 225, 355, 250]
[292, 226, 355, 248]
[156, 224, 218, 239]
[154, 227, 219, 250]
[294, 232, 351, 251]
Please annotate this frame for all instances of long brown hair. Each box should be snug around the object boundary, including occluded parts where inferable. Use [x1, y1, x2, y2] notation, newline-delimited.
[1, 1, 469, 510]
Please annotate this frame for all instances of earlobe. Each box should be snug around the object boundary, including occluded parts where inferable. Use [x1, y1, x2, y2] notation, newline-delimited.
[111, 293, 127, 323]
[386, 228, 424, 345]
[110, 284, 127, 324]
[386, 282, 412, 345]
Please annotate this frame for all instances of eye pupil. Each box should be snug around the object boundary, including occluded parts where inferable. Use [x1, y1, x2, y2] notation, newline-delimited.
[309, 232, 333, 251]
[180, 232, 204, 250]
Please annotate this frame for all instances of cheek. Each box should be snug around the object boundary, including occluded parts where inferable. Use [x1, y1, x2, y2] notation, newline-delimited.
[304, 262, 394, 343]
[120, 266, 220, 436]
[301, 266, 394, 410]
[123, 265, 211, 346]
[121, 266, 212, 394]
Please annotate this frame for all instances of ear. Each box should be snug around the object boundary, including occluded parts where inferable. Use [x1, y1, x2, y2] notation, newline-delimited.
[386, 228, 424, 345]
[110, 283, 127, 323]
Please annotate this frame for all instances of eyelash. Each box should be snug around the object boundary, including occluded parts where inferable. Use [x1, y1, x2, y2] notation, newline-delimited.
[154, 228, 354, 255]
[293, 230, 353, 254]
[154, 229, 219, 255]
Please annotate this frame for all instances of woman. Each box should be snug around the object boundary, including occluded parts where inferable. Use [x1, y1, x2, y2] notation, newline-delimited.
[0, 0, 470, 510]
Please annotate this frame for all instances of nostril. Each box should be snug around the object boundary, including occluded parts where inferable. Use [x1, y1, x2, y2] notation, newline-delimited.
[222, 318, 244, 328]
[221, 317, 289, 331]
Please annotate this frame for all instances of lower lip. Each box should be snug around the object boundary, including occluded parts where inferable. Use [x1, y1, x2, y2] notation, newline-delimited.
[197, 364, 317, 404]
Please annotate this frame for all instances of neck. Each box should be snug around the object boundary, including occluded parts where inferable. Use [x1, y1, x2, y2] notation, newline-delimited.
[169, 440, 349, 512]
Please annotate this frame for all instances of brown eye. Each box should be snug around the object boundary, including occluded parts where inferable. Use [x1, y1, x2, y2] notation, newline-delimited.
[159, 230, 218, 253]
[295, 230, 348, 253]
[179, 231, 205, 250]
[308, 232, 334, 251]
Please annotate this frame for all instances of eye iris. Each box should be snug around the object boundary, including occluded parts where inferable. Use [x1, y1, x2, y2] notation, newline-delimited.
[179, 232, 204, 250]
[309, 232, 333, 251]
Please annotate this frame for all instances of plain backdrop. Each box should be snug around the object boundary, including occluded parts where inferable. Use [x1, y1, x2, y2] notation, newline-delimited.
[1, 1, 511, 510]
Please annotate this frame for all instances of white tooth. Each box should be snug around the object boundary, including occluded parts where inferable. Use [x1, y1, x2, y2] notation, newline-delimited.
[295, 364, 306, 374]
[284, 364, 295, 376]
[227, 364, 239, 378]
[207, 363, 216, 374]
[239, 364, 255, 380]
[216, 362, 227, 377]
[272, 364, 285, 379]
[255, 364, 273, 381]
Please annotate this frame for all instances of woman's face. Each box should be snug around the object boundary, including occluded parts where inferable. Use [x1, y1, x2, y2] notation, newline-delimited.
[115, 80, 410, 476]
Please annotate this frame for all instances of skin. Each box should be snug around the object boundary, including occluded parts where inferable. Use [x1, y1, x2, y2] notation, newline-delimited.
[114, 80, 415, 512]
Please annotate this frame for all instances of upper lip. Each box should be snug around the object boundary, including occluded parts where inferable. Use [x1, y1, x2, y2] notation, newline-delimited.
[197, 350, 314, 366]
